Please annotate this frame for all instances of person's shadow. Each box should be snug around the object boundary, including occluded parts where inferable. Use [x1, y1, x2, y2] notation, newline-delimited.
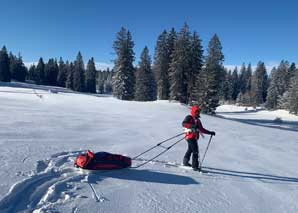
[203, 166, 298, 184]
[87, 168, 199, 185]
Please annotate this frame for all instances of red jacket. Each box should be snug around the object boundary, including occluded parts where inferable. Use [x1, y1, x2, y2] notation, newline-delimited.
[182, 106, 211, 140]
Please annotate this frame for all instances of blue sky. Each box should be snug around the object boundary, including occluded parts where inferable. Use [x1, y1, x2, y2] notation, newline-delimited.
[0, 0, 297, 70]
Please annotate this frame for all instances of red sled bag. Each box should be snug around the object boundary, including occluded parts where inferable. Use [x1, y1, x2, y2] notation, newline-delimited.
[74, 150, 131, 170]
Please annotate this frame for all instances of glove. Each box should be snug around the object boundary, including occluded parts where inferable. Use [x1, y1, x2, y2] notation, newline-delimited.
[210, 131, 216, 136]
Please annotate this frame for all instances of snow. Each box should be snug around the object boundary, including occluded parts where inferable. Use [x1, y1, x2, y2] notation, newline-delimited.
[0, 82, 298, 213]
[216, 105, 298, 131]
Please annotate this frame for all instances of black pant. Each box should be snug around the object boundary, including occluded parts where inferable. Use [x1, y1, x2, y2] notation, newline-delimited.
[183, 138, 199, 169]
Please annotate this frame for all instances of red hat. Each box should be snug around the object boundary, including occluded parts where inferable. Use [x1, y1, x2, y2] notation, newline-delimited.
[191, 106, 201, 117]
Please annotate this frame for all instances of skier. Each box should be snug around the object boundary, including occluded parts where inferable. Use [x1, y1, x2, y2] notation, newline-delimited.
[182, 106, 215, 171]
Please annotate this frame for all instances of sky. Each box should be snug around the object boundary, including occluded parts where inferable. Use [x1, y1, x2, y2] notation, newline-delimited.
[0, 0, 297, 70]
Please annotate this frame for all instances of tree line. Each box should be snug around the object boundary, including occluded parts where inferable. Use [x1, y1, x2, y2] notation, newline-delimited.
[111, 24, 298, 114]
[0, 23, 297, 114]
[0, 47, 110, 94]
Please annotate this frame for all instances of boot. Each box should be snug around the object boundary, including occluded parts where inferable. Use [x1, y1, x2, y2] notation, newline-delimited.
[183, 162, 192, 167]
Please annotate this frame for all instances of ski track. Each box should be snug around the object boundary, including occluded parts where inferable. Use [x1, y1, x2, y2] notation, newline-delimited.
[0, 151, 89, 212]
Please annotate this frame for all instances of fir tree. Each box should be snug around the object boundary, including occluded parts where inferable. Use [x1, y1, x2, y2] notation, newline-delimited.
[202, 34, 224, 113]
[287, 63, 296, 91]
[97, 71, 105, 93]
[65, 61, 74, 90]
[288, 72, 298, 114]
[57, 57, 67, 87]
[45, 58, 58, 86]
[153, 30, 170, 100]
[28, 65, 36, 81]
[169, 23, 191, 104]
[189, 31, 204, 104]
[112, 27, 135, 100]
[73, 52, 85, 92]
[239, 63, 247, 94]
[231, 67, 239, 100]
[104, 70, 113, 94]
[289, 63, 297, 76]
[35, 58, 45, 85]
[266, 67, 279, 109]
[135, 47, 156, 101]
[222, 69, 233, 101]
[0, 46, 11, 82]
[251, 61, 268, 105]
[85, 57, 97, 93]
[245, 64, 252, 92]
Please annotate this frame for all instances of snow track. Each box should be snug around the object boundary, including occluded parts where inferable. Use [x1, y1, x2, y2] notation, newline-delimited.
[0, 151, 87, 212]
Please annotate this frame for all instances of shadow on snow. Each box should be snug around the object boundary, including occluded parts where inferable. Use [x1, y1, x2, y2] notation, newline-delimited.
[204, 166, 298, 184]
[87, 168, 199, 185]
[214, 114, 298, 132]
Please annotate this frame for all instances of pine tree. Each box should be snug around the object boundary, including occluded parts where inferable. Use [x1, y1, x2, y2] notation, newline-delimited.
[266, 67, 279, 109]
[169, 23, 191, 104]
[112, 27, 135, 100]
[97, 71, 105, 93]
[0, 46, 11, 82]
[287, 63, 296, 91]
[231, 67, 239, 101]
[104, 70, 113, 93]
[85, 57, 97, 93]
[246, 63, 252, 92]
[188, 31, 204, 104]
[73, 52, 85, 92]
[166, 28, 177, 98]
[45, 58, 58, 86]
[135, 47, 156, 101]
[239, 63, 247, 94]
[251, 61, 268, 105]
[153, 30, 170, 100]
[288, 72, 298, 114]
[28, 65, 36, 81]
[222, 69, 233, 101]
[57, 57, 67, 87]
[202, 34, 224, 113]
[65, 61, 74, 90]
[35, 58, 45, 85]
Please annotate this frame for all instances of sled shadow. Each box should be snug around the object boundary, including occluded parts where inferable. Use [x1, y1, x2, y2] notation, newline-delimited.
[87, 168, 199, 185]
[204, 166, 298, 184]
[215, 114, 298, 132]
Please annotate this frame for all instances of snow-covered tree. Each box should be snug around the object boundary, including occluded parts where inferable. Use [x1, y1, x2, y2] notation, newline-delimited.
[112, 27, 135, 100]
[199, 34, 224, 113]
[287, 72, 298, 114]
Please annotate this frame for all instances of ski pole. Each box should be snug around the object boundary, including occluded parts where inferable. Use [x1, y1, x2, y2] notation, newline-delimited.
[133, 137, 185, 168]
[200, 135, 213, 169]
[132, 132, 185, 159]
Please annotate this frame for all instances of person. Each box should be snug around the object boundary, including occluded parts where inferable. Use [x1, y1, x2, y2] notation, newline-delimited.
[182, 106, 216, 171]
